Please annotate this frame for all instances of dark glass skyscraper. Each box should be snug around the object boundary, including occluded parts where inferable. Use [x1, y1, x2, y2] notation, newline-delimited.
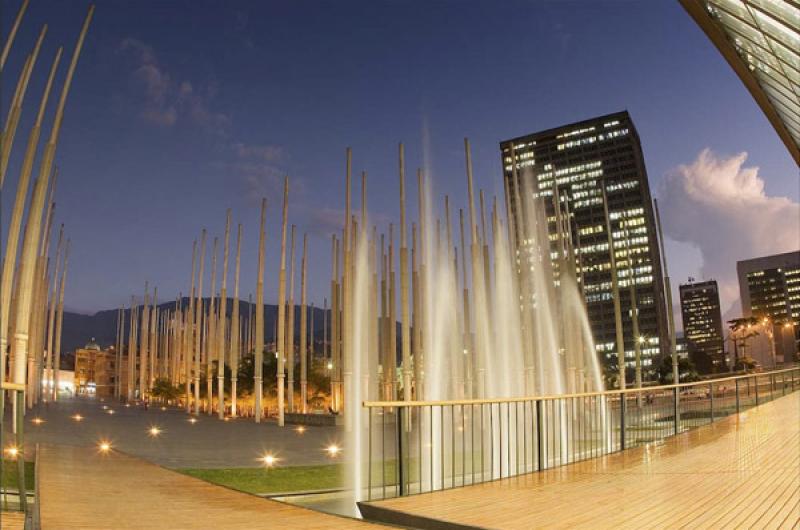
[500, 111, 668, 380]
[679, 279, 725, 373]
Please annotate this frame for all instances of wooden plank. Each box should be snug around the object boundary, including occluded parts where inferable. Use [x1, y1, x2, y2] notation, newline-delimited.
[0, 511, 26, 530]
[37, 444, 389, 530]
[362, 393, 800, 529]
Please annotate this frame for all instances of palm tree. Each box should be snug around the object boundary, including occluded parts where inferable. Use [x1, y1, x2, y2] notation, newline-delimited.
[727, 317, 760, 368]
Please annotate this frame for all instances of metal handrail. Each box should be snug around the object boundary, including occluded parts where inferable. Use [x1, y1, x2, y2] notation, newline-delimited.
[361, 367, 799, 501]
[363, 366, 799, 407]
[1, 383, 28, 516]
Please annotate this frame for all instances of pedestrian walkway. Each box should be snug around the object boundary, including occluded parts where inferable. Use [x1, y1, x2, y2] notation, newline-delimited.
[37, 444, 388, 529]
[359, 392, 800, 529]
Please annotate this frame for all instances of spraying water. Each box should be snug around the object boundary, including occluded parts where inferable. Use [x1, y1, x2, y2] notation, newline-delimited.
[340, 144, 606, 510]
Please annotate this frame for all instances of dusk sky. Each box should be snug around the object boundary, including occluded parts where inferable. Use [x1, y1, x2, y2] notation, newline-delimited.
[2, 0, 798, 328]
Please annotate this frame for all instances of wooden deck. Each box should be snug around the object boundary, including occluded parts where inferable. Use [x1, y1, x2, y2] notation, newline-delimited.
[0, 511, 26, 530]
[37, 444, 389, 529]
[360, 393, 800, 529]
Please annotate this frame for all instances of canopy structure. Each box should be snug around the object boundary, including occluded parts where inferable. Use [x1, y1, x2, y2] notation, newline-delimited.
[681, 0, 800, 166]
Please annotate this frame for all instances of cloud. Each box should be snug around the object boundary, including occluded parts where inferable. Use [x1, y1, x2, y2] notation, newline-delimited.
[120, 38, 229, 132]
[659, 148, 800, 317]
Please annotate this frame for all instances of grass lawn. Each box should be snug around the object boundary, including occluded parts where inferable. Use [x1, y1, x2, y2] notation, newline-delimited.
[0, 459, 34, 490]
[179, 460, 402, 495]
[178, 463, 344, 495]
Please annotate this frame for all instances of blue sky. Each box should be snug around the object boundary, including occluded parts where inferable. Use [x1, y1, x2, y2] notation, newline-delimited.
[2, 0, 798, 326]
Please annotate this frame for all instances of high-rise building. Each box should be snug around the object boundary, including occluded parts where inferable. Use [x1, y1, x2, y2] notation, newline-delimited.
[737, 251, 800, 363]
[680, 0, 799, 165]
[679, 279, 725, 373]
[500, 111, 668, 381]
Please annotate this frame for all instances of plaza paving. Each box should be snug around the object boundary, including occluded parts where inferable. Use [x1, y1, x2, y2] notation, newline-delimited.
[15, 396, 341, 467]
[37, 444, 389, 530]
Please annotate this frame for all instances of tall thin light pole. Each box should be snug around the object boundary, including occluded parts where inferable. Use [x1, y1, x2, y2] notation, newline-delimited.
[44, 225, 63, 401]
[602, 187, 625, 390]
[52, 239, 70, 404]
[0, 46, 62, 394]
[286, 225, 296, 413]
[254, 199, 266, 422]
[0, 0, 29, 72]
[230, 223, 242, 417]
[218, 210, 231, 419]
[194, 230, 206, 415]
[11, 6, 94, 404]
[276, 178, 289, 426]
[300, 232, 308, 413]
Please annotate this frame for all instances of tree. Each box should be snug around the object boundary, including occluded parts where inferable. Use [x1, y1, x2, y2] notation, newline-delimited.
[733, 355, 759, 373]
[151, 377, 181, 402]
[656, 355, 699, 384]
[727, 317, 760, 367]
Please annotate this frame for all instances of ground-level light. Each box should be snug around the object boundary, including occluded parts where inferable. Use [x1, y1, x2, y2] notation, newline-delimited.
[262, 453, 278, 468]
[72, 414, 84, 421]
[326, 444, 341, 457]
[98, 441, 112, 453]
[148, 426, 162, 437]
[4, 446, 19, 458]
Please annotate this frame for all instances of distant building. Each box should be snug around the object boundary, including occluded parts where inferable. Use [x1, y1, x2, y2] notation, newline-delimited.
[680, 0, 799, 165]
[74, 338, 127, 398]
[500, 111, 668, 380]
[737, 251, 800, 365]
[679, 279, 725, 373]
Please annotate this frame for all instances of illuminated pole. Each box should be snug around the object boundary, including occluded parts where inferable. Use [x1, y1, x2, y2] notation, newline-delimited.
[207, 237, 218, 414]
[330, 236, 339, 409]
[458, 206, 472, 397]
[0, 0, 29, 72]
[218, 210, 231, 419]
[194, 230, 207, 415]
[255, 199, 266, 423]
[388, 224, 396, 399]
[341, 149, 352, 423]
[0, 47, 62, 395]
[11, 7, 93, 409]
[128, 296, 137, 402]
[654, 199, 678, 385]
[149, 289, 158, 391]
[230, 223, 242, 417]
[300, 233, 308, 413]
[139, 283, 149, 398]
[602, 187, 625, 390]
[185, 240, 197, 410]
[1, 23, 46, 188]
[53, 239, 70, 403]
[43, 225, 62, 401]
[114, 306, 122, 398]
[276, 178, 289, 426]
[287, 225, 296, 413]
[626, 222, 643, 397]
[398, 144, 412, 406]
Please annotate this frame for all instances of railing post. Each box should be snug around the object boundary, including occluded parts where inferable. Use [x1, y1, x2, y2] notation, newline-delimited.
[619, 394, 626, 451]
[672, 386, 679, 435]
[755, 375, 759, 406]
[709, 383, 714, 423]
[16, 390, 27, 514]
[397, 406, 405, 496]
[367, 407, 372, 501]
[735, 379, 740, 415]
[536, 400, 544, 471]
